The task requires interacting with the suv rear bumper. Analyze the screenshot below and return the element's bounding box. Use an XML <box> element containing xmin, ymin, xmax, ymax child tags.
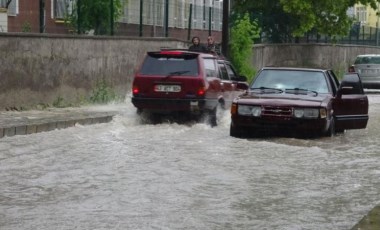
<box><xmin>132</xmin><ymin>97</ymin><xmax>216</xmax><ymax>113</ymax></box>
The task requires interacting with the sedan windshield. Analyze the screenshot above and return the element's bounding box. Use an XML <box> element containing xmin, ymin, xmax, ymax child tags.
<box><xmin>251</xmin><ymin>69</ymin><xmax>329</xmax><ymax>94</ymax></box>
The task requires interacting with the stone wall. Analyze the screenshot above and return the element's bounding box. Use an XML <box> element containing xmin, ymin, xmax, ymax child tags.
<box><xmin>252</xmin><ymin>43</ymin><xmax>380</xmax><ymax>75</ymax></box>
<box><xmin>0</xmin><ymin>33</ymin><xmax>188</xmax><ymax>110</ymax></box>
<box><xmin>2</xmin><ymin>33</ymin><xmax>380</xmax><ymax>111</ymax></box>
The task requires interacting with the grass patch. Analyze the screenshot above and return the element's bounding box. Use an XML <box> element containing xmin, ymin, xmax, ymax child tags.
<box><xmin>89</xmin><ymin>79</ymin><xmax>116</xmax><ymax>104</ymax></box>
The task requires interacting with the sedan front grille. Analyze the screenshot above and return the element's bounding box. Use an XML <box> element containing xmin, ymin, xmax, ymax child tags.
<box><xmin>262</xmin><ymin>106</ymin><xmax>292</xmax><ymax>117</ymax></box>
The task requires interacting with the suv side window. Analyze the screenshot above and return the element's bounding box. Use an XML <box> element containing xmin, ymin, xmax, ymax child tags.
<box><xmin>225</xmin><ymin>63</ymin><xmax>238</xmax><ymax>80</ymax></box>
<box><xmin>203</xmin><ymin>58</ymin><xmax>218</xmax><ymax>78</ymax></box>
<box><xmin>218</xmin><ymin>63</ymin><xmax>230</xmax><ymax>80</ymax></box>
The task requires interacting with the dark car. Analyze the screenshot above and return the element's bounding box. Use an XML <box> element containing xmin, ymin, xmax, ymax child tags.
<box><xmin>348</xmin><ymin>54</ymin><xmax>380</xmax><ymax>89</ymax></box>
<box><xmin>230</xmin><ymin>67</ymin><xmax>369</xmax><ymax>138</ymax></box>
<box><xmin>131</xmin><ymin>50</ymin><xmax>248</xmax><ymax>126</ymax></box>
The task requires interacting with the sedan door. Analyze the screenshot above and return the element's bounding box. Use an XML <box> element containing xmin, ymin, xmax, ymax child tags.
<box><xmin>333</xmin><ymin>73</ymin><xmax>369</xmax><ymax>130</ymax></box>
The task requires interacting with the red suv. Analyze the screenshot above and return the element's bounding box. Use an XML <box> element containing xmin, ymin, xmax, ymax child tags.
<box><xmin>131</xmin><ymin>50</ymin><xmax>248</xmax><ymax>126</ymax></box>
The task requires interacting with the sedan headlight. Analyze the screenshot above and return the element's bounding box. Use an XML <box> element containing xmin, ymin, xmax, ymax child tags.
<box><xmin>293</xmin><ymin>108</ymin><xmax>320</xmax><ymax>118</ymax></box>
<box><xmin>238</xmin><ymin>105</ymin><xmax>262</xmax><ymax>117</ymax></box>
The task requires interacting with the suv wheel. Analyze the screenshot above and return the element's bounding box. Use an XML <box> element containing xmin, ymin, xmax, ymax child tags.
<box><xmin>208</xmin><ymin>107</ymin><xmax>217</xmax><ymax>127</ymax></box>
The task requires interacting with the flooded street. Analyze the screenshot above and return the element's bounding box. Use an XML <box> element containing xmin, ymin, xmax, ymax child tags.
<box><xmin>1</xmin><ymin>94</ymin><xmax>380</xmax><ymax>230</ymax></box>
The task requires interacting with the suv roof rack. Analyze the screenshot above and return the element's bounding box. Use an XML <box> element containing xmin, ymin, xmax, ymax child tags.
<box><xmin>159</xmin><ymin>47</ymin><xmax>225</xmax><ymax>59</ymax></box>
<box><xmin>160</xmin><ymin>47</ymin><xmax>189</xmax><ymax>52</ymax></box>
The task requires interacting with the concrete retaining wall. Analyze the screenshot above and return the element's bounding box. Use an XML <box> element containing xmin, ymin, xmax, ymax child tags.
<box><xmin>2</xmin><ymin>33</ymin><xmax>380</xmax><ymax>111</ymax></box>
<box><xmin>0</xmin><ymin>33</ymin><xmax>188</xmax><ymax>110</ymax></box>
<box><xmin>252</xmin><ymin>43</ymin><xmax>380</xmax><ymax>75</ymax></box>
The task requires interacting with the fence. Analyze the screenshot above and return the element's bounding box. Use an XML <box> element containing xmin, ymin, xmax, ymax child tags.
<box><xmin>257</xmin><ymin>24</ymin><xmax>380</xmax><ymax>47</ymax></box>
<box><xmin>0</xmin><ymin>0</ymin><xmax>223</xmax><ymax>41</ymax></box>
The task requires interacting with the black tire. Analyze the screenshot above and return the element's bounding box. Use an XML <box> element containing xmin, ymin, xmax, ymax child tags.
<box><xmin>336</xmin><ymin>128</ymin><xmax>345</xmax><ymax>133</ymax></box>
<box><xmin>149</xmin><ymin>113</ymin><xmax>161</xmax><ymax>124</ymax></box>
<box><xmin>219</xmin><ymin>98</ymin><xmax>226</xmax><ymax>110</ymax></box>
<box><xmin>325</xmin><ymin>117</ymin><xmax>336</xmax><ymax>137</ymax></box>
<box><xmin>208</xmin><ymin>106</ymin><xmax>217</xmax><ymax>127</ymax></box>
<box><xmin>230</xmin><ymin>122</ymin><xmax>243</xmax><ymax>138</ymax></box>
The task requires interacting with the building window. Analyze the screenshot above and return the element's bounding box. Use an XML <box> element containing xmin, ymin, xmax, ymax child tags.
<box><xmin>53</xmin><ymin>0</ymin><xmax>72</xmax><ymax>20</ymax></box>
<box><xmin>0</xmin><ymin>0</ymin><xmax>8</xmax><ymax>8</ymax></box>
<box><xmin>117</xmin><ymin>0</ymin><xmax>222</xmax><ymax>32</ymax></box>
<box><xmin>356</xmin><ymin>6</ymin><xmax>367</xmax><ymax>25</ymax></box>
<box><xmin>0</xmin><ymin>0</ymin><xmax>18</xmax><ymax>16</ymax></box>
<box><xmin>147</xmin><ymin>0</ymin><xmax>164</xmax><ymax>27</ymax></box>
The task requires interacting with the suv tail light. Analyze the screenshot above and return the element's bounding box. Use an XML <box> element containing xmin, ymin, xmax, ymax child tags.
<box><xmin>132</xmin><ymin>85</ymin><xmax>139</xmax><ymax>94</ymax></box>
<box><xmin>197</xmin><ymin>87</ymin><xmax>206</xmax><ymax>96</ymax></box>
<box><xmin>160</xmin><ymin>51</ymin><xmax>183</xmax><ymax>55</ymax></box>
<box><xmin>348</xmin><ymin>65</ymin><xmax>355</xmax><ymax>73</ymax></box>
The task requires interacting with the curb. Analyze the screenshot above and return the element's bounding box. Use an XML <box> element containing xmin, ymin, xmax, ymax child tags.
<box><xmin>0</xmin><ymin>111</ymin><xmax>117</xmax><ymax>139</ymax></box>
<box><xmin>351</xmin><ymin>205</ymin><xmax>380</xmax><ymax>230</ymax></box>
<box><xmin>0</xmin><ymin>113</ymin><xmax>115</xmax><ymax>138</ymax></box>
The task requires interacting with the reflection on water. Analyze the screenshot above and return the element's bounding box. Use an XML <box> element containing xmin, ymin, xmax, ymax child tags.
<box><xmin>0</xmin><ymin>96</ymin><xmax>379</xmax><ymax>230</ymax></box>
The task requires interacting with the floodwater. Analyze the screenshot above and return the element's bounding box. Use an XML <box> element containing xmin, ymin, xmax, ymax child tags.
<box><xmin>1</xmin><ymin>94</ymin><xmax>380</xmax><ymax>230</ymax></box>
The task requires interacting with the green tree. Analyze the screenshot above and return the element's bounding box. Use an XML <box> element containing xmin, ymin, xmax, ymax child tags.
<box><xmin>66</xmin><ymin>0</ymin><xmax>126</xmax><ymax>35</ymax></box>
<box><xmin>233</xmin><ymin>0</ymin><xmax>380</xmax><ymax>42</ymax></box>
<box><xmin>230</xmin><ymin>13</ymin><xmax>260</xmax><ymax>82</ymax></box>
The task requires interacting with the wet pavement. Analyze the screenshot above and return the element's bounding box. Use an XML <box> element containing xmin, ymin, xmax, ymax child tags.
<box><xmin>0</xmin><ymin>103</ymin><xmax>379</xmax><ymax>229</ymax></box>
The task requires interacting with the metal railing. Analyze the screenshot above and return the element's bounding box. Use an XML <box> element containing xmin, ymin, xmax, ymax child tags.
<box><xmin>257</xmin><ymin>24</ymin><xmax>380</xmax><ymax>46</ymax></box>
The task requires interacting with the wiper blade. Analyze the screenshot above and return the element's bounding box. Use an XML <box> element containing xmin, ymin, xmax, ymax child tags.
<box><xmin>166</xmin><ymin>70</ymin><xmax>190</xmax><ymax>78</ymax></box>
<box><xmin>285</xmin><ymin>88</ymin><xmax>318</xmax><ymax>96</ymax></box>
<box><xmin>250</xmin><ymin>87</ymin><xmax>284</xmax><ymax>94</ymax></box>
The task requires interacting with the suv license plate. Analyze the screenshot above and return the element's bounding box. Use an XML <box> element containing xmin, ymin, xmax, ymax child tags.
<box><xmin>154</xmin><ymin>85</ymin><xmax>181</xmax><ymax>92</ymax></box>
<box><xmin>363</xmin><ymin>69</ymin><xmax>380</xmax><ymax>74</ymax></box>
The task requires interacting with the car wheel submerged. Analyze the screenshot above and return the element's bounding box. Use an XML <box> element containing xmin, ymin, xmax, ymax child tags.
<box><xmin>230</xmin><ymin>122</ymin><xmax>244</xmax><ymax>138</ymax></box>
<box><xmin>208</xmin><ymin>106</ymin><xmax>217</xmax><ymax>127</ymax></box>
<box><xmin>325</xmin><ymin>117</ymin><xmax>336</xmax><ymax>137</ymax></box>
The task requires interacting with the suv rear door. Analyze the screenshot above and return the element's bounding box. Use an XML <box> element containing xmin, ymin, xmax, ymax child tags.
<box><xmin>132</xmin><ymin>51</ymin><xmax>221</xmax><ymax>111</ymax></box>
<box><xmin>218</xmin><ymin>60</ymin><xmax>248</xmax><ymax>108</ymax></box>
<box><xmin>136</xmin><ymin>51</ymin><xmax>200</xmax><ymax>99</ymax></box>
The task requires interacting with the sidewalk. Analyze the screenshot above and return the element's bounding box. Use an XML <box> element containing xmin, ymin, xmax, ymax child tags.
<box><xmin>0</xmin><ymin>106</ymin><xmax>121</xmax><ymax>138</ymax></box>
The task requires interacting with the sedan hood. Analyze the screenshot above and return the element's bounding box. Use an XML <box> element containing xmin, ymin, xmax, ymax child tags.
<box><xmin>235</xmin><ymin>92</ymin><xmax>332</xmax><ymax>107</ymax></box>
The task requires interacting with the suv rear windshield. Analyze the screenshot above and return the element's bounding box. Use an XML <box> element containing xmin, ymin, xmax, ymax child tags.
<box><xmin>354</xmin><ymin>56</ymin><xmax>380</xmax><ymax>64</ymax></box>
<box><xmin>140</xmin><ymin>52</ymin><xmax>199</xmax><ymax>76</ymax></box>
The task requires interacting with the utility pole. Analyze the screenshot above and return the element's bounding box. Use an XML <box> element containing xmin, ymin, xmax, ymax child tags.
<box><xmin>187</xmin><ymin>4</ymin><xmax>193</xmax><ymax>41</ymax></box>
<box><xmin>164</xmin><ymin>0</ymin><xmax>169</xmax><ymax>37</ymax></box>
<box><xmin>77</xmin><ymin>0</ymin><xmax>81</xmax><ymax>34</ymax></box>
<box><xmin>39</xmin><ymin>0</ymin><xmax>45</xmax><ymax>33</ymax></box>
<box><xmin>377</xmin><ymin>3</ymin><xmax>380</xmax><ymax>46</ymax></box>
<box><xmin>208</xmin><ymin>7</ymin><xmax>212</xmax><ymax>36</ymax></box>
<box><xmin>110</xmin><ymin>0</ymin><xmax>114</xmax><ymax>35</ymax></box>
<box><xmin>139</xmin><ymin>0</ymin><xmax>143</xmax><ymax>37</ymax></box>
<box><xmin>221</xmin><ymin>0</ymin><xmax>229</xmax><ymax>57</ymax></box>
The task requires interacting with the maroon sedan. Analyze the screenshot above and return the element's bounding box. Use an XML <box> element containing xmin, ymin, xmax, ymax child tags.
<box><xmin>230</xmin><ymin>67</ymin><xmax>369</xmax><ymax>138</ymax></box>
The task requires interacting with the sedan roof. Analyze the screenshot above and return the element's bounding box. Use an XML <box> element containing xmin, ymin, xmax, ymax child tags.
<box><xmin>261</xmin><ymin>66</ymin><xmax>328</xmax><ymax>72</ymax></box>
